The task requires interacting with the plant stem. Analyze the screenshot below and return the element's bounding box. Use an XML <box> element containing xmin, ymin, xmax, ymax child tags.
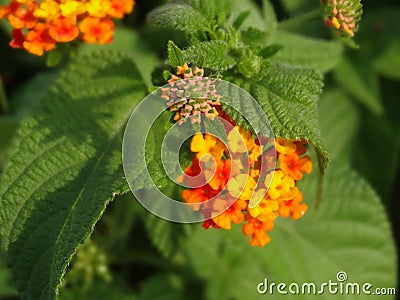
<box><xmin>0</xmin><ymin>79</ymin><xmax>10</xmax><ymax>114</ymax></box>
<box><xmin>278</xmin><ymin>9</ymin><xmax>323</xmax><ymax>30</ymax></box>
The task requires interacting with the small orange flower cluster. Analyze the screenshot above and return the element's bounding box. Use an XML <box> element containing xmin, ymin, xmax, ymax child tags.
<box><xmin>322</xmin><ymin>0</ymin><xmax>362</xmax><ymax>37</ymax></box>
<box><xmin>164</xmin><ymin>63</ymin><xmax>313</xmax><ymax>247</ymax></box>
<box><xmin>181</xmin><ymin>128</ymin><xmax>312</xmax><ymax>247</ymax></box>
<box><xmin>0</xmin><ymin>0</ymin><xmax>135</xmax><ymax>55</ymax></box>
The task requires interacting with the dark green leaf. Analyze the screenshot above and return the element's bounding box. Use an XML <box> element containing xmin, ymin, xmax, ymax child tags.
<box><xmin>168</xmin><ymin>41</ymin><xmax>184</xmax><ymax>69</ymax></box>
<box><xmin>271</xmin><ymin>31</ymin><xmax>343</xmax><ymax>73</ymax></box>
<box><xmin>145</xmin><ymin>214</ymin><xmax>192</xmax><ymax>258</ymax></box>
<box><xmin>182</xmin><ymin>41</ymin><xmax>236</xmax><ymax>71</ymax></box>
<box><xmin>232</xmin><ymin>10</ymin><xmax>251</xmax><ymax>29</ymax></box>
<box><xmin>139</xmin><ymin>274</ymin><xmax>183</xmax><ymax>300</ymax></box>
<box><xmin>319</xmin><ymin>89</ymin><xmax>359</xmax><ymax>163</ymax></box>
<box><xmin>333</xmin><ymin>57</ymin><xmax>383</xmax><ymax>115</ymax></box>
<box><xmin>259</xmin><ymin>44</ymin><xmax>282</xmax><ymax>59</ymax></box>
<box><xmin>373</xmin><ymin>40</ymin><xmax>400</xmax><ymax>80</ymax></box>
<box><xmin>241</xmin><ymin>27</ymin><xmax>268</xmax><ymax>48</ymax></box>
<box><xmin>0</xmin><ymin>51</ymin><xmax>147</xmax><ymax>299</ymax></box>
<box><xmin>78</xmin><ymin>28</ymin><xmax>160</xmax><ymax>88</ymax></box>
<box><xmin>0</xmin><ymin>251</ymin><xmax>17</xmax><ymax>297</ymax></box>
<box><xmin>253</xmin><ymin>65</ymin><xmax>328</xmax><ymax>172</ymax></box>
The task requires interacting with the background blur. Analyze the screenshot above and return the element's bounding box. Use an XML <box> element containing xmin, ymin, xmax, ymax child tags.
<box><xmin>0</xmin><ymin>0</ymin><xmax>399</xmax><ymax>299</ymax></box>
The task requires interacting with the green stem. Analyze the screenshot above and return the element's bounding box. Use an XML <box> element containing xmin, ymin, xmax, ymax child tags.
<box><xmin>278</xmin><ymin>9</ymin><xmax>323</xmax><ymax>30</ymax></box>
<box><xmin>0</xmin><ymin>79</ymin><xmax>10</xmax><ymax>114</ymax></box>
<box><xmin>315</xmin><ymin>170</ymin><xmax>324</xmax><ymax>209</ymax></box>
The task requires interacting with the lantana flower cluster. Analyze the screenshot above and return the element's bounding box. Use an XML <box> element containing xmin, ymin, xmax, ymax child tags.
<box><xmin>164</xmin><ymin>64</ymin><xmax>313</xmax><ymax>247</ymax></box>
<box><xmin>322</xmin><ymin>0</ymin><xmax>362</xmax><ymax>37</ymax></box>
<box><xmin>0</xmin><ymin>0</ymin><xmax>135</xmax><ymax>55</ymax></box>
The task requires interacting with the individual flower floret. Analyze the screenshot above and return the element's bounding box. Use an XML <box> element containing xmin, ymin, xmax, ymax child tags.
<box><xmin>265</xmin><ymin>170</ymin><xmax>295</xmax><ymax>200</ymax></box>
<box><xmin>278</xmin><ymin>187</ymin><xmax>308</xmax><ymax>220</ymax></box>
<box><xmin>278</xmin><ymin>152</ymin><xmax>312</xmax><ymax>180</ymax></box>
<box><xmin>242</xmin><ymin>215</ymin><xmax>274</xmax><ymax>247</ymax></box>
<box><xmin>211</xmin><ymin>198</ymin><xmax>247</xmax><ymax>229</ymax></box>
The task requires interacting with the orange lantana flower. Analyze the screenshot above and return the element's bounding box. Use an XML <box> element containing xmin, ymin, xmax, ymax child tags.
<box><xmin>242</xmin><ymin>215</ymin><xmax>274</xmax><ymax>247</ymax></box>
<box><xmin>49</xmin><ymin>17</ymin><xmax>79</xmax><ymax>42</ymax></box>
<box><xmin>23</xmin><ymin>23</ymin><xmax>55</xmax><ymax>55</ymax></box>
<box><xmin>79</xmin><ymin>17</ymin><xmax>114</xmax><ymax>44</ymax></box>
<box><xmin>108</xmin><ymin>0</ymin><xmax>134</xmax><ymax>18</ymax></box>
<box><xmin>278</xmin><ymin>187</ymin><xmax>308</xmax><ymax>220</ymax></box>
<box><xmin>212</xmin><ymin>198</ymin><xmax>247</xmax><ymax>229</ymax></box>
<box><xmin>278</xmin><ymin>152</ymin><xmax>312</xmax><ymax>180</ymax></box>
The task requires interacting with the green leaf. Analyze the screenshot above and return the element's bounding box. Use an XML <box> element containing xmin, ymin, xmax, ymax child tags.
<box><xmin>220</xmin><ymin>80</ymin><xmax>273</xmax><ymax>137</ymax></box>
<box><xmin>236</xmin><ymin>48</ymin><xmax>263</xmax><ymax>78</ymax></box>
<box><xmin>182</xmin><ymin>0</ymin><xmax>232</xmax><ymax>26</ymax></box>
<box><xmin>46</xmin><ymin>50</ymin><xmax>62</xmax><ymax>67</ymax></box>
<box><xmin>168</xmin><ymin>40</ymin><xmax>184</xmax><ymax>69</ymax></box>
<box><xmin>78</xmin><ymin>28</ymin><xmax>160</xmax><ymax>88</ymax></box>
<box><xmin>139</xmin><ymin>274</ymin><xmax>183</xmax><ymax>300</ymax></box>
<box><xmin>252</xmin><ymin>65</ymin><xmax>328</xmax><ymax>173</ymax></box>
<box><xmin>232</xmin><ymin>10</ymin><xmax>251</xmax><ymax>29</ymax></box>
<box><xmin>0</xmin><ymin>117</ymin><xmax>18</xmax><ymax>167</ymax></box>
<box><xmin>319</xmin><ymin>89</ymin><xmax>359</xmax><ymax>163</ymax></box>
<box><xmin>184</xmin><ymin>164</ymin><xmax>397</xmax><ymax>300</ymax></box>
<box><xmin>0</xmin><ymin>250</ymin><xmax>17</xmax><ymax>297</ymax></box>
<box><xmin>259</xmin><ymin>44</ymin><xmax>283</xmax><ymax>59</ymax></box>
<box><xmin>59</xmin><ymin>277</ymin><xmax>137</xmax><ymax>300</ymax></box>
<box><xmin>241</xmin><ymin>27</ymin><xmax>268</xmax><ymax>48</ymax></box>
<box><xmin>10</xmin><ymin>71</ymin><xmax>58</xmax><ymax>118</ymax></box>
<box><xmin>271</xmin><ymin>31</ymin><xmax>343</xmax><ymax>73</ymax></box>
<box><xmin>353</xmin><ymin>111</ymin><xmax>400</xmax><ymax>204</ymax></box>
<box><xmin>147</xmin><ymin>3</ymin><xmax>207</xmax><ymax>34</ymax></box>
<box><xmin>124</xmin><ymin>107</ymin><xmax>172</xmax><ymax>192</ymax></box>
<box><xmin>262</xmin><ymin>0</ymin><xmax>277</xmax><ymax>43</ymax></box>
<box><xmin>182</xmin><ymin>41</ymin><xmax>236</xmax><ymax>71</ymax></box>
<box><xmin>145</xmin><ymin>214</ymin><xmax>192</xmax><ymax>258</ymax></box>
<box><xmin>373</xmin><ymin>40</ymin><xmax>400</xmax><ymax>81</ymax></box>
<box><xmin>0</xmin><ymin>51</ymin><xmax>147</xmax><ymax>299</ymax></box>
<box><xmin>333</xmin><ymin>57</ymin><xmax>383</xmax><ymax>115</ymax></box>
<box><xmin>230</xmin><ymin>0</ymin><xmax>266</xmax><ymax>30</ymax></box>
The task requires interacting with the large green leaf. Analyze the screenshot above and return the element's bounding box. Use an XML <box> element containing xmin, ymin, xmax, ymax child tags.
<box><xmin>78</xmin><ymin>28</ymin><xmax>160</xmax><ymax>88</ymax></box>
<box><xmin>373</xmin><ymin>40</ymin><xmax>400</xmax><ymax>81</ymax></box>
<box><xmin>319</xmin><ymin>89</ymin><xmax>359</xmax><ymax>162</ymax></box>
<box><xmin>251</xmin><ymin>65</ymin><xmax>328</xmax><ymax>173</ymax></box>
<box><xmin>333</xmin><ymin>57</ymin><xmax>383</xmax><ymax>115</ymax></box>
<box><xmin>271</xmin><ymin>31</ymin><xmax>343</xmax><ymax>73</ymax></box>
<box><xmin>183</xmin><ymin>164</ymin><xmax>397</xmax><ymax>299</ymax></box>
<box><xmin>0</xmin><ymin>51</ymin><xmax>147</xmax><ymax>299</ymax></box>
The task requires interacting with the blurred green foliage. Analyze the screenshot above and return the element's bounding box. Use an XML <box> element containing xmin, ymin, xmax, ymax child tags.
<box><xmin>0</xmin><ymin>0</ymin><xmax>398</xmax><ymax>299</ymax></box>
